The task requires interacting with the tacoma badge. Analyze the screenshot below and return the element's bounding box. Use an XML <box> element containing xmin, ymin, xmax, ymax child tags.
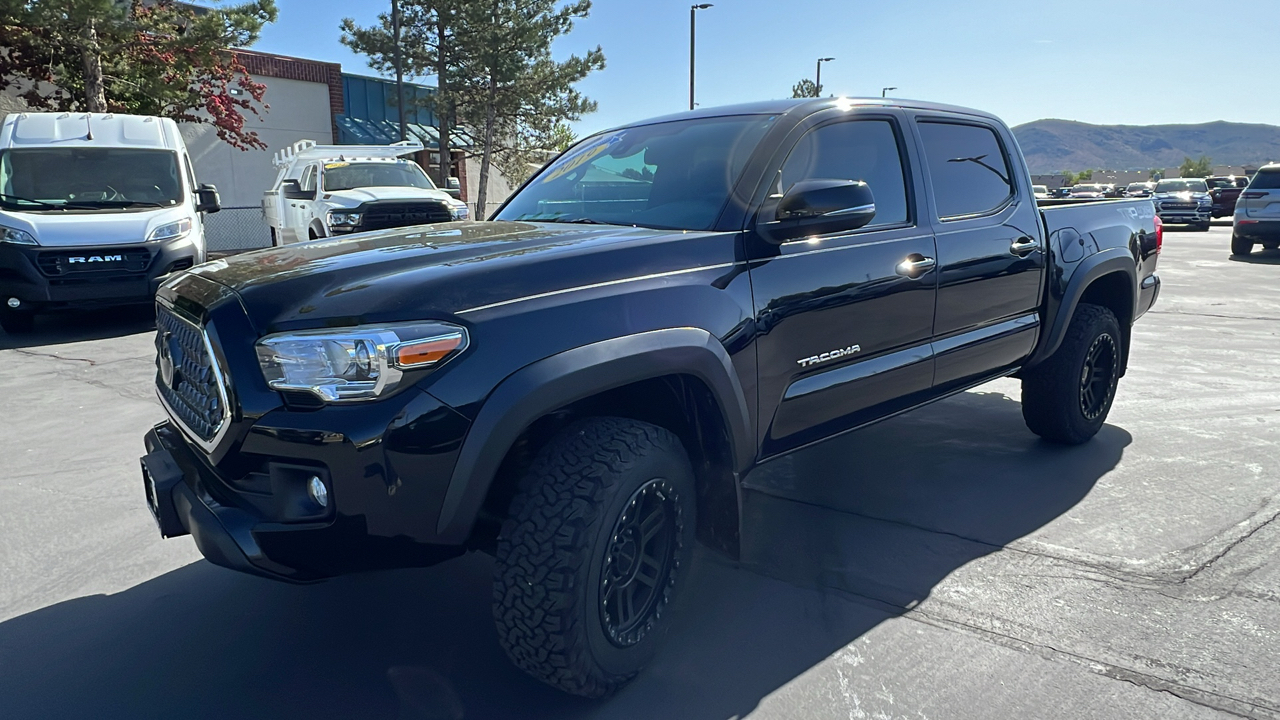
<box><xmin>797</xmin><ymin>344</ymin><xmax>861</xmax><ymax>368</ymax></box>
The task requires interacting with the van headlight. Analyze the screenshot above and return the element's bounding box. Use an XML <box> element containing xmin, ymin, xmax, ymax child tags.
<box><xmin>0</xmin><ymin>225</ymin><xmax>37</xmax><ymax>245</ymax></box>
<box><xmin>148</xmin><ymin>218</ymin><xmax>193</xmax><ymax>242</ymax></box>
<box><xmin>255</xmin><ymin>322</ymin><xmax>468</xmax><ymax>402</ymax></box>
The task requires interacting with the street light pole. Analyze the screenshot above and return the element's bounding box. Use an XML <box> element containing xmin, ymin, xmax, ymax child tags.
<box><xmin>690</xmin><ymin>4</ymin><xmax>712</xmax><ymax>110</ymax></box>
<box><xmin>815</xmin><ymin>57</ymin><xmax>834</xmax><ymax>96</ymax></box>
<box><xmin>392</xmin><ymin>0</ymin><xmax>407</xmax><ymax>142</ymax></box>
<box><xmin>881</xmin><ymin>86</ymin><xmax>898</xmax><ymax>98</ymax></box>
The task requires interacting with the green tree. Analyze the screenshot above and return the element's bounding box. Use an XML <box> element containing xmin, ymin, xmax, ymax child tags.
<box><xmin>342</xmin><ymin>0</ymin><xmax>468</xmax><ymax>187</ymax></box>
<box><xmin>791</xmin><ymin>78</ymin><xmax>819</xmax><ymax>98</ymax></box>
<box><xmin>1178</xmin><ymin>155</ymin><xmax>1212</xmax><ymax>178</ymax></box>
<box><xmin>493</xmin><ymin>121</ymin><xmax>576</xmax><ymax>187</ymax></box>
<box><xmin>452</xmin><ymin>0</ymin><xmax>603</xmax><ymax>214</ymax></box>
<box><xmin>0</xmin><ymin>0</ymin><xmax>278</xmax><ymax>149</ymax></box>
<box><xmin>1061</xmin><ymin>169</ymin><xmax>1093</xmax><ymax>185</ymax></box>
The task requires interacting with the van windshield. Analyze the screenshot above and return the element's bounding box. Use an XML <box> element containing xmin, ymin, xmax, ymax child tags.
<box><xmin>0</xmin><ymin>148</ymin><xmax>183</xmax><ymax>210</ymax></box>
<box><xmin>322</xmin><ymin>162</ymin><xmax>436</xmax><ymax>192</ymax></box>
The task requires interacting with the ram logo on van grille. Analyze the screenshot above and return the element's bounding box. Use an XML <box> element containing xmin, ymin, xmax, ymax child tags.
<box><xmin>68</xmin><ymin>255</ymin><xmax>124</xmax><ymax>263</ymax></box>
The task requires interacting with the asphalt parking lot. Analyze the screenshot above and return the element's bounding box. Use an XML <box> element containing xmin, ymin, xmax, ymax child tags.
<box><xmin>1</xmin><ymin>223</ymin><xmax>1277</xmax><ymax>720</ymax></box>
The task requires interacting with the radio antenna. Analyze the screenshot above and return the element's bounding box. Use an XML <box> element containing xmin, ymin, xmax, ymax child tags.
<box><xmin>85</xmin><ymin>114</ymin><xmax>93</xmax><ymax>140</ymax></box>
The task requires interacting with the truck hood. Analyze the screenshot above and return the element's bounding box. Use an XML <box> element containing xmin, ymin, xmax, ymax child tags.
<box><xmin>322</xmin><ymin>186</ymin><xmax>457</xmax><ymax>208</ymax></box>
<box><xmin>1153</xmin><ymin>191</ymin><xmax>1210</xmax><ymax>202</ymax></box>
<box><xmin>0</xmin><ymin>206</ymin><xmax>193</xmax><ymax>247</ymax></box>
<box><xmin>185</xmin><ymin>221</ymin><xmax>732</xmax><ymax>333</ymax></box>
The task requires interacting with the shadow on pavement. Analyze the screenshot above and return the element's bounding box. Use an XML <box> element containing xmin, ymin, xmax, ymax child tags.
<box><xmin>1228</xmin><ymin>247</ymin><xmax>1280</xmax><ymax>265</ymax></box>
<box><xmin>0</xmin><ymin>389</ymin><xmax>1127</xmax><ymax>720</ymax></box>
<box><xmin>0</xmin><ymin>303</ymin><xmax>154</xmax><ymax>350</ymax></box>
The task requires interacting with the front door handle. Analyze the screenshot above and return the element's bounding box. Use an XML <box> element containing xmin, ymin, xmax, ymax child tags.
<box><xmin>896</xmin><ymin>254</ymin><xmax>936</xmax><ymax>278</ymax></box>
<box><xmin>1010</xmin><ymin>237</ymin><xmax>1040</xmax><ymax>256</ymax></box>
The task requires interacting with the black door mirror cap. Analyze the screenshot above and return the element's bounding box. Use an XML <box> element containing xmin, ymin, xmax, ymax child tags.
<box><xmin>195</xmin><ymin>183</ymin><xmax>221</xmax><ymax>214</ymax></box>
<box><xmin>281</xmin><ymin>179</ymin><xmax>313</xmax><ymax>201</ymax></box>
<box><xmin>760</xmin><ymin>179</ymin><xmax>877</xmax><ymax>243</ymax></box>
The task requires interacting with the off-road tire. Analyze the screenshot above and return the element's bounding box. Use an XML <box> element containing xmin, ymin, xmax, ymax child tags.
<box><xmin>1021</xmin><ymin>303</ymin><xmax>1121</xmax><ymax>445</ymax></box>
<box><xmin>0</xmin><ymin>308</ymin><xmax>35</xmax><ymax>334</ymax></box>
<box><xmin>1231</xmin><ymin>233</ymin><xmax>1254</xmax><ymax>256</ymax></box>
<box><xmin>493</xmin><ymin>417</ymin><xmax>696</xmax><ymax>698</ymax></box>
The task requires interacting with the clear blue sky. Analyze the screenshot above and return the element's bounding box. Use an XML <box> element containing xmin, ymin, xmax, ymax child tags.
<box><xmin>250</xmin><ymin>0</ymin><xmax>1280</xmax><ymax>135</ymax></box>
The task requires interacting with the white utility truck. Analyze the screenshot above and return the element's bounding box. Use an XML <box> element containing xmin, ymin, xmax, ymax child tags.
<box><xmin>0</xmin><ymin>112</ymin><xmax>220</xmax><ymax>333</ymax></box>
<box><xmin>263</xmin><ymin>139</ymin><xmax>468</xmax><ymax>245</ymax></box>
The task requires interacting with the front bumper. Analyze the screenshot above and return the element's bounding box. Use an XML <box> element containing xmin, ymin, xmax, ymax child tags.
<box><xmin>0</xmin><ymin>236</ymin><xmax>201</xmax><ymax>310</ymax></box>
<box><xmin>141</xmin><ymin>384</ymin><xmax>473</xmax><ymax>582</ymax></box>
<box><xmin>1156</xmin><ymin>207</ymin><xmax>1212</xmax><ymax>224</ymax></box>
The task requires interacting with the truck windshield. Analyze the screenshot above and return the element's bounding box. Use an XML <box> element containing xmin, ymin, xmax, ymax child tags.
<box><xmin>1155</xmin><ymin>179</ymin><xmax>1208</xmax><ymax>192</ymax></box>
<box><xmin>322</xmin><ymin>162</ymin><xmax>435</xmax><ymax>191</ymax></box>
<box><xmin>0</xmin><ymin>148</ymin><xmax>183</xmax><ymax>210</ymax></box>
<box><xmin>495</xmin><ymin>114</ymin><xmax>777</xmax><ymax>231</ymax></box>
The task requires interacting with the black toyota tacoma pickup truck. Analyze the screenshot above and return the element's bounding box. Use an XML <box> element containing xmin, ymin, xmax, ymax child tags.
<box><xmin>139</xmin><ymin>98</ymin><xmax>1161</xmax><ymax>697</ymax></box>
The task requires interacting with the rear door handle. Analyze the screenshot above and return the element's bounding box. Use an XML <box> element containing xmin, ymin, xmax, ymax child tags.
<box><xmin>896</xmin><ymin>254</ymin><xmax>936</xmax><ymax>278</ymax></box>
<box><xmin>1010</xmin><ymin>237</ymin><xmax>1040</xmax><ymax>256</ymax></box>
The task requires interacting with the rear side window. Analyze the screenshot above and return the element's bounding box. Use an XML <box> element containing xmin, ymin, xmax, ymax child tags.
<box><xmin>778</xmin><ymin>119</ymin><xmax>910</xmax><ymax>227</ymax></box>
<box><xmin>917</xmin><ymin>121</ymin><xmax>1014</xmax><ymax>219</ymax></box>
<box><xmin>1249</xmin><ymin>171</ymin><xmax>1280</xmax><ymax>190</ymax></box>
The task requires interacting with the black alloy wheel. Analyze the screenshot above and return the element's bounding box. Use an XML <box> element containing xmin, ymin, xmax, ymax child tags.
<box><xmin>1079</xmin><ymin>333</ymin><xmax>1118</xmax><ymax>422</ymax></box>
<box><xmin>600</xmin><ymin>478</ymin><xmax>683</xmax><ymax>648</ymax></box>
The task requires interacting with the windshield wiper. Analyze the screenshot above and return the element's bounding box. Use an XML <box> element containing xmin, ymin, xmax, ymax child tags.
<box><xmin>0</xmin><ymin>192</ymin><xmax>61</xmax><ymax>210</ymax></box>
<box><xmin>65</xmin><ymin>199</ymin><xmax>167</xmax><ymax>209</ymax></box>
<box><xmin>544</xmin><ymin>217</ymin><xmax>616</xmax><ymax>225</ymax></box>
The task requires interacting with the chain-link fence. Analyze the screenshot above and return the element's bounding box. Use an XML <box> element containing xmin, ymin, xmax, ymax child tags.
<box><xmin>204</xmin><ymin>207</ymin><xmax>271</xmax><ymax>253</ymax></box>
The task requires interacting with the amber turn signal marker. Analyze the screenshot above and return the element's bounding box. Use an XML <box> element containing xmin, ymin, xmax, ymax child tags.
<box><xmin>394</xmin><ymin>334</ymin><xmax>464</xmax><ymax>367</ymax></box>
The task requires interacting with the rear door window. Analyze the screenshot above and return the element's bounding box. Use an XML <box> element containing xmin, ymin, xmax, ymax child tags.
<box><xmin>778</xmin><ymin>119</ymin><xmax>910</xmax><ymax>227</ymax></box>
<box><xmin>916</xmin><ymin>121</ymin><xmax>1014</xmax><ymax>219</ymax></box>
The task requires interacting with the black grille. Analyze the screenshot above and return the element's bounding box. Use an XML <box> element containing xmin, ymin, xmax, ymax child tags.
<box><xmin>155</xmin><ymin>305</ymin><xmax>225</xmax><ymax>443</ymax></box>
<box><xmin>1161</xmin><ymin>202</ymin><xmax>1196</xmax><ymax>210</ymax></box>
<box><xmin>37</xmin><ymin>247</ymin><xmax>153</xmax><ymax>278</ymax></box>
<box><xmin>361</xmin><ymin>201</ymin><xmax>454</xmax><ymax>231</ymax></box>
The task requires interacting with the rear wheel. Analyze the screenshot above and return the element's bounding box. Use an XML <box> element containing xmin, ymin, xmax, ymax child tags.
<box><xmin>1231</xmin><ymin>233</ymin><xmax>1254</xmax><ymax>256</ymax></box>
<box><xmin>1021</xmin><ymin>303</ymin><xmax>1121</xmax><ymax>445</ymax></box>
<box><xmin>493</xmin><ymin>417</ymin><xmax>696</xmax><ymax>698</ymax></box>
<box><xmin>1263</xmin><ymin>242</ymin><xmax>1279</xmax><ymax>251</ymax></box>
<box><xmin>0</xmin><ymin>307</ymin><xmax>35</xmax><ymax>335</ymax></box>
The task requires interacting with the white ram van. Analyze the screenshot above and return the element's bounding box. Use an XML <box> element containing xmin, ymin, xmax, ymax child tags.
<box><xmin>0</xmin><ymin>112</ymin><xmax>219</xmax><ymax>333</ymax></box>
<box><xmin>263</xmin><ymin>139</ymin><xmax>468</xmax><ymax>245</ymax></box>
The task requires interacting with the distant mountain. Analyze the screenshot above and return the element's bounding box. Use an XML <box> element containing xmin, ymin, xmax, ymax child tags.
<box><xmin>1011</xmin><ymin>119</ymin><xmax>1280</xmax><ymax>174</ymax></box>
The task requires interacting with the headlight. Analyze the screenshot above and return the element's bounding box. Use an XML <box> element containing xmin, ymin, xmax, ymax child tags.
<box><xmin>255</xmin><ymin>322</ymin><xmax>468</xmax><ymax>402</ymax></box>
<box><xmin>0</xmin><ymin>225</ymin><xmax>37</xmax><ymax>245</ymax></box>
<box><xmin>327</xmin><ymin>211</ymin><xmax>362</xmax><ymax>227</ymax></box>
<box><xmin>449</xmin><ymin>201</ymin><xmax>469</xmax><ymax>220</ymax></box>
<box><xmin>148</xmin><ymin>218</ymin><xmax>192</xmax><ymax>242</ymax></box>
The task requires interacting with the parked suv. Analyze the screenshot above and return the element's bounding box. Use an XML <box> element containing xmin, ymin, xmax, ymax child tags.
<box><xmin>1125</xmin><ymin>182</ymin><xmax>1155</xmax><ymax>198</ymax></box>
<box><xmin>1152</xmin><ymin>178</ymin><xmax>1212</xmax><ymax>230</ymax></box>
<box><xmin>1232</xmin><ymin>164</ymin><xmax>1280</xmax><ymax>256</ymax></box>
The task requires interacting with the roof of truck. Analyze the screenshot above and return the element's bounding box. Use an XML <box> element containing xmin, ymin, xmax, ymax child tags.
<box><xmin>0</xmin><ymin>112</ymin><xmax>184</xmax><ymax>150</ymax></box>
<box><xmin>622</xmin><ymin>97</ymin><xmax>1002</xmax><ymax>130</ymax></box>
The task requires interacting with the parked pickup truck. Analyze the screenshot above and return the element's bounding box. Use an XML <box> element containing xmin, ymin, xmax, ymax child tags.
<box><xmin>1206</xmin><ymin>175</ymin><xmax>1246</xmax><ymax>218</ymax></box>
<box><xmin>139</xmin><ymin>98</ymin><xmax>1161</xmax><ymax>697</ymax></box>
<box><xmin>262</xmin><ymin>139</ymin><xmax>468</xmax><ymax>245</ymax></box>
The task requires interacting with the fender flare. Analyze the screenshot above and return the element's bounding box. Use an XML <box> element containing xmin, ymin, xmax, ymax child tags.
<box><xmin>1024</xmin><ymin>248</ymin><xmax>1136</xmax><ymax>370</ymax></box>
<box><xmin>433</xmin><ymin>327</ymin><xmax>754</xmax><ymax>542</ymax></box>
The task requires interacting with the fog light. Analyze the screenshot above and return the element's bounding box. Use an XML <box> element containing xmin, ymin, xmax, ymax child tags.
<box><xmin>308</xmin><ymin>476</ymin><xmax>328</xmax><ymax>508</ymax></box>
<box><xmin>6</xmin><ymin>298</ymin><xmax>19</xmax><ymax>308</ymax></box>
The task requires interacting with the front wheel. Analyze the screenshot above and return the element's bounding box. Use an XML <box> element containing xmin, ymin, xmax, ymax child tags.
<box><xmin>1195</xmin><ymin>222</ymin><xmax>1212</xmax><ymax>232</ymax></box>
<box><xmin>493</xmin><ymin>418</ymin><xmax>696</xmax><ymax>698</ymax></box>
<box><xmin>1231</xmin><ymin>233</ymin><xmax>1254</xmax><ymax>256</ymax></box>
<box><xmin>1263</xmin><ymin>242</ymin><xmax>1279</xmax><ymax>251</ymax></box>
<box><xmin>1021</xmin><ymin>304</ymin><xmax>1122</xmax><ymax>445</ymax></box>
